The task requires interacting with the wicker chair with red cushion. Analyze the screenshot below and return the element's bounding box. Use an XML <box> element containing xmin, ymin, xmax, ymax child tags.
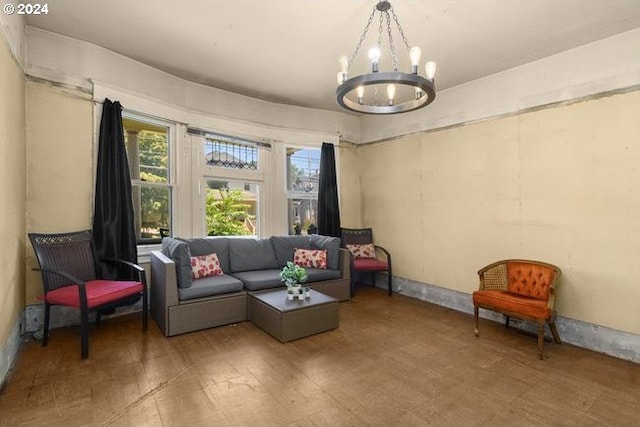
<box><xmin>341</xmin><ymin>228</ymin><xmax>392</xmax><ymax>296</ymax></box>
<box><xmin>29</xmin><ymin>230</ymin><xmax>148</xmax><ymax>359</ymax></box>
<box><xmin>473</xmin><ymin>259</ymin><xmax>562</xmax><ymax>359</ymax></box>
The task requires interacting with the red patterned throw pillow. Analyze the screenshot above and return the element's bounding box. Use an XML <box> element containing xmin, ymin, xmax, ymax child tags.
<box><xmin>191</xmin><ymin>253</ymin><xmax>223</xmax><ymax>279</ymax></box>
<box><xmin>346</xmin><ymin>243</ymin><xmax>376</xmax><ymax>259</ymax></box>
<box><xmin>293</xmin><ymin>248</ymin><xmax>328</xmax><ymax>269</ymax></box>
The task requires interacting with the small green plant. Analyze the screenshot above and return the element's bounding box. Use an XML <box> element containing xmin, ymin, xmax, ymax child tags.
<box><xmin>280</xmin><ymin>261</ymin><xmax>307</xmax><ymax>285</ymax></box>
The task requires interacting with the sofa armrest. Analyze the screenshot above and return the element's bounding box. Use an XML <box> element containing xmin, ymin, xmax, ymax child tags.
<box><xmin>151</xmin><ymin>250</ymin><xmax>181</xmax><ymax>336</ymax></box>
<box><xmin>339</xmin><ymin>247</ymin><xmax>351</xmax><ymax>280</ymax></box>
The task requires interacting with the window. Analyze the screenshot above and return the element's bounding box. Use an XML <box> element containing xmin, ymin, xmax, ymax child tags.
<box><xmin>205</xmin><ymin>179</ymin><xmax>259</xmax><ymax>236</ymax></box>
<box><xmin>286</xmin><ymin>147</ymin><xmax>320</xmax><ymax>235</ymax></box>
<box><xmin>123</xmin><ymin>115</ymin><xmax>172</xmax><ymax>244</ymax></box>
<box><xmin>205</xmin><ymin>137</ymin><xmax>258</xmax><ymax>170</ymax></box>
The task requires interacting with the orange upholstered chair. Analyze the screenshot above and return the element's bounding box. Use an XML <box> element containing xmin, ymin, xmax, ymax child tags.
<box><xmin>473</xmin><ymin>259</ymin><xmax>561</xmax><ymax>359</ymax></box>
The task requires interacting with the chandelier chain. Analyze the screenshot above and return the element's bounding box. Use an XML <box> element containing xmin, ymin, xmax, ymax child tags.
<box><xmin>385</xmin><ymin>11</ymin><xmax>400</xmax><ymax>71</ymax></box>
<box><xmin>348</xmin><ymin>7</ymin><xmax>377</xmax><ymax>68</ymax></box>
<box><xmin>390</xmin><ymin>6</ymin><xmax>411</xmax><ymax>51</ymax></box>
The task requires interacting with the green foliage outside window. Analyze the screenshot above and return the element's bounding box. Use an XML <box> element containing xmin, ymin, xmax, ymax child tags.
<box><xmin>206</xmin><ymin>188</ymin><xmax>255</xmax><ymax>236</ymax></box>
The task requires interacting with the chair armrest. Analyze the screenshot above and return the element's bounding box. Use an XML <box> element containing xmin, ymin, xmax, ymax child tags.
<box><xmin>102</xmin><ymin>258</ymin><xmax>147</xmax><ymax>283</ymax></box>
<box><xmin>33</xmin><ymin>268</ymin><xmax>85</xmax><ymax>287</ymax></box>
<box><xmin>102</xmin><ymin>258</ymin><xmax>145</xmax><ymax>273</ymax></box>
<box><xmin>33</xmin><ymin>268</ymin><xmax>89</xmax><ymax>308</ymax></box>
<box><xmin>374</xmin><ymin>245</ymin><xmax>392</xmax><ymax>263</ymax></box>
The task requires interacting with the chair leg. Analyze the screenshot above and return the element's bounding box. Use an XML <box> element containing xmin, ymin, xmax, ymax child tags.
<box><xmin>42</xmin><ymin>302</ymin><xmax>50</xmax><ymax>347</ymax></box>
<box><xmin>387</xmin><ymin>271</ymin><xmax>392</xmax><ymax>296</ymax></box>
<box><xmin>371</xmin><ymin>271</ymin><xmax>376</xmax><ymax>287</ymax></box>
<box><xmin>549</xmin><ymin>321</ymin><xmax>562</xmax><ymax>344</ymax></box>
<box><xmin>80</xmin><ymin>308</ymin><xmax>89</xmax><ymax>359</ymax></box>
<box><xmin>504</xmin><ymin>316</ymin><xmax>510</xmax><ymax>329</ymax></box>
<box><xmin>142</xmin><ymin>289</ymin><xmax>148</xmax><ymax>331</ymax></box>
<box><xmin>537</xmin><ymin>324</ymin><xmax>545</xmax><ymax>360</ymax></box>
<box><xmin>474</xmin><ymin>305</ymin><xmax>479</xmax><ymax>337</ymax></box>
<box><xmin>95</xmin><ymin>311</ymin><xmax>101</xmax><ymax>326</ymax></box>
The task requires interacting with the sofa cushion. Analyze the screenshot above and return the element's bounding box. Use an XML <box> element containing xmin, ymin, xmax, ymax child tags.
<box><xmin>230</xmin><ymin>269</ymin><xmax>284</xmax><ymax>291</ymax></box>
<box><xmin>178</xmin><ymin>274</ymin><xmax>244</xmax><ymax>301</ymax></box>
<box><xmin>229</xmin><ymin>238</ymin><xmax>279</xmax><ymax>272</ymax></box>
<box><xmin>178</xmin><ymin>237</ymin><xmax>230</xmax><ymax>273</ymax></box>
<box><xmin>190</xmin><ymin>253</ymin><xmax>224</xmax><ymax>279</ymax></box>
<box><xmin>294</xmin><ymin>248</ymin><xmax>328</xmax><ymax>269</ymax></box>
<box><xmin>161</xmin><ymin>237</ymin><xmax>192</xmax><ymax>288</ymax></box>
<box><xmin>270</xmin><ymin>235</ymin><xmax>311</xmax><ymax>267</ymax></box>
<box><xmin>304</xmin><ymin>268</ymin><xmax>341</xmax><ymax>283</ymax></box>
<box><xmin>310</xmin><ymin>235</ymin><xmax>341</xmax><ymax>270</ymax></box>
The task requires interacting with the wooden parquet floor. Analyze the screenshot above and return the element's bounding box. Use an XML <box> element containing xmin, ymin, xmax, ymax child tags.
<box><xmin>1</xmin><ymin>287</ymin><xmax>639</xmax><ymax>426</ymax></box>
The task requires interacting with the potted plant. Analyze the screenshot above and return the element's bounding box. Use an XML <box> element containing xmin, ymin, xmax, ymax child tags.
<box><xmin>304</xmin><ymin>286</ymin><xmax>311</xmax><ymax>299</ymax></box>
<box><xmin>280</xmin><ymin>261</ymin><xmax>307</xmax><ymax>298</ymax></box>
<box><xmin>287</xmin><ymin>288</ymin><xmax>295</xmax><ymax>300</ymax></box>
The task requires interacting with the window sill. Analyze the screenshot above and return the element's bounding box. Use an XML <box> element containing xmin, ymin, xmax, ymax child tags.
<box><xmin>137</xmin><ymin>243</ymin><xmax>161</xmax><ymax>264</ymax></box>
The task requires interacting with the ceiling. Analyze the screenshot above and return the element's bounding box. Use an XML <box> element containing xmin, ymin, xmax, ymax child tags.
<box><xmin>26</xmin><ymin>0</ymin><xmax>640</xmax><ymax>113</ymax></box>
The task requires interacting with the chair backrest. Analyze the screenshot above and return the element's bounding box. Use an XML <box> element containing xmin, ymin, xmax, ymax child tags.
<box><xmin>478</xmin><ymin>259</ymin><xmax>561</xmax><ymax>302</ymax></box>
<box><xmin>29</xmin><ymin>230</ymin><xmax>98</xmax><ymax>292</ymax></box>
<box><xmin>340</xmin><ymin>228</ymin><xmax>374</xmax><ymax>246</ymax></box>
<box><xmin>506</xmin><ymin>261</ymin><xmax>557</xmax><ymax>301</ymax></box>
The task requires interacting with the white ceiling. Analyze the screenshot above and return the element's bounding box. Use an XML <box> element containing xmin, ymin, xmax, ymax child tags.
<box><xmin>26</xmin><ymin>0</ymin><xmax>640</xmax><ymax>112</ymax></box>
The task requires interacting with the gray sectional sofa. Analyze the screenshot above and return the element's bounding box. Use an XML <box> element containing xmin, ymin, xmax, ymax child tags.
<box><xmin>150</xmin><ymin>234</ymin><xmax>350</xmax><ymax>336</ymax></box>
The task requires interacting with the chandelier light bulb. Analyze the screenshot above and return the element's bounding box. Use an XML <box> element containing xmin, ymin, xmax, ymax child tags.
<box><xmin>368</xmin><ymin>47</ymin><xmax>381</xmax><ymax>72</ymax></box>
<box><xmin>387</xmin><ymin>84</ymin><xmax>396</xmax><ymax>105</ymax></box>
<box><xmin>425</xmin><ymin>61</ymin><xmax>437</xmax><ymax>80</ymax></box>
<box><xmin>409</xmin><ymin>46</ymin><xmax>422</xmax><ymax>73</ymax></box>
<box><xmin>337</xmin><ymin>72</ymin><xmax>345</xmax><ymax>85</ymax></box>
<box><xmin>356</xmin><ymin>86</ymin><xmax>365</xmax><ymax>104</ymax></box>
<box><xmin>415</xmin><ymin>86</ymin><xmax>423</xmax><ymax>99</ymax></box>
<box><xmin>338</xmin><ymin>54</ymin><xmax>349</xmax><ymax>74</ymax></box>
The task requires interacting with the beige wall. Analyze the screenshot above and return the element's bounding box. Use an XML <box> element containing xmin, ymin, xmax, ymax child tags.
<box><xmin>25</xmin><ymin>81</ymin><xmax>93</xmax><ymax>303</ymax></box>
<box><xmin>337</xmin><ymin>141</ymin><xmax>362</xmax><ymax>229</ymax></box>
<box><xmin>358</xmin><ymin>90</ymin><xmax>640</xmax><ymax>335</ymax></box>
<box><xmin>0</xmin><ymin>36</ymin><xmax>25</xmax><ymax>344</ymax></box>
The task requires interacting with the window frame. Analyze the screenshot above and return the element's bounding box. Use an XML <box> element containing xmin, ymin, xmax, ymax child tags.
<box><xmin>122</xmin><ymin>110</ymin><xmax>176</xmax><ymax>246</ymax></box>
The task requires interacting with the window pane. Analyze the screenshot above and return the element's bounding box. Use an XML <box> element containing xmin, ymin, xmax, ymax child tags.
<box><xmin>288</xmin><ymin>198</ymin><xmax>318</xmax><ymax>235</ymax></box>
<box><xmin>123</xmin><ymin>118</ymin><xmax>169</xmax><ymax>183</ymax></box>
<box><xmin>205</xmin><ymin>138</ymin><xmax>258</xmax><ymax>170</ymax></box>
<box><xmin>123</xmin><ymin>116</ymin><xmax>171</xmax><ymax>243</ymax></box>
<box><xmin>133</xmin><ymin>184</ymin><xmax>171</xmax><ymax>242</ymax></box>
<box><xmin>287</xmin><ymin>147</ymin><xmax>320</xmax><ymax>235</ymax></box>
<box><xmin>205</xmin><ymin>180</ymin><xmax>258</xmax><ymax>236</ymax></box>
<box><xmin>287</xmin><ymin>148</ymin><xmax>320</xmax><ymax>192</ymax></box>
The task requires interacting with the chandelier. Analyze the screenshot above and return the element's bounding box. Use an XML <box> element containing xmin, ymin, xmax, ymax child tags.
<box><xmin>336</xmin><ymin>0</ymin><xmax>436</xmax><ymax>115</ymax></box>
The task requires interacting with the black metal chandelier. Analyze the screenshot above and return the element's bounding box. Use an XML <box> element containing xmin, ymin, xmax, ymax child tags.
<box><xmin>336</xmin><ymin>0</ymin><xmax>436</xmax><ymax>115</ymax></box>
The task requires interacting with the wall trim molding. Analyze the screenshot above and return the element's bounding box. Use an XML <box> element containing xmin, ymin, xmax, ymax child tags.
<box><xmin>381</xmin><ymin>274</ymin><xmax>640</xmax><ymax>364</ymax></box>
<box><xmin>357</xmin><ymin>84</ymin><xmax>640</xmax><ymax>146</ymax></box>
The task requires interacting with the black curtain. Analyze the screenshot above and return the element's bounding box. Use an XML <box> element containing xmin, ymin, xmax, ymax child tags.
<box><xmin>92</xmin><ymin>99</ymin><xmax>137</xmax><ymax>280</ymax></box>
<box><xmin>317</xmin><ymin>142</ymin><xmax>341</xmax><ymax>237</ymax></box>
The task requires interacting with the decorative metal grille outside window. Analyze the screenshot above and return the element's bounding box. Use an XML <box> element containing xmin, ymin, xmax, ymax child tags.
<box><xmin>205</xmin><ymin>138</ymin><xmax>258</xmax><ymax>170</ymax></box>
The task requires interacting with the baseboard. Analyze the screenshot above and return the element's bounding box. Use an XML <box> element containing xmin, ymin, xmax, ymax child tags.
<box><xmin>376</xmin><ymin>274</ymin><xmax>640</xmax><ymax>364</ymax></box>
<box><xmin>0</xmin><ymin>315</ymin><xmax>23</xmax><ymax>390</ymax></box>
